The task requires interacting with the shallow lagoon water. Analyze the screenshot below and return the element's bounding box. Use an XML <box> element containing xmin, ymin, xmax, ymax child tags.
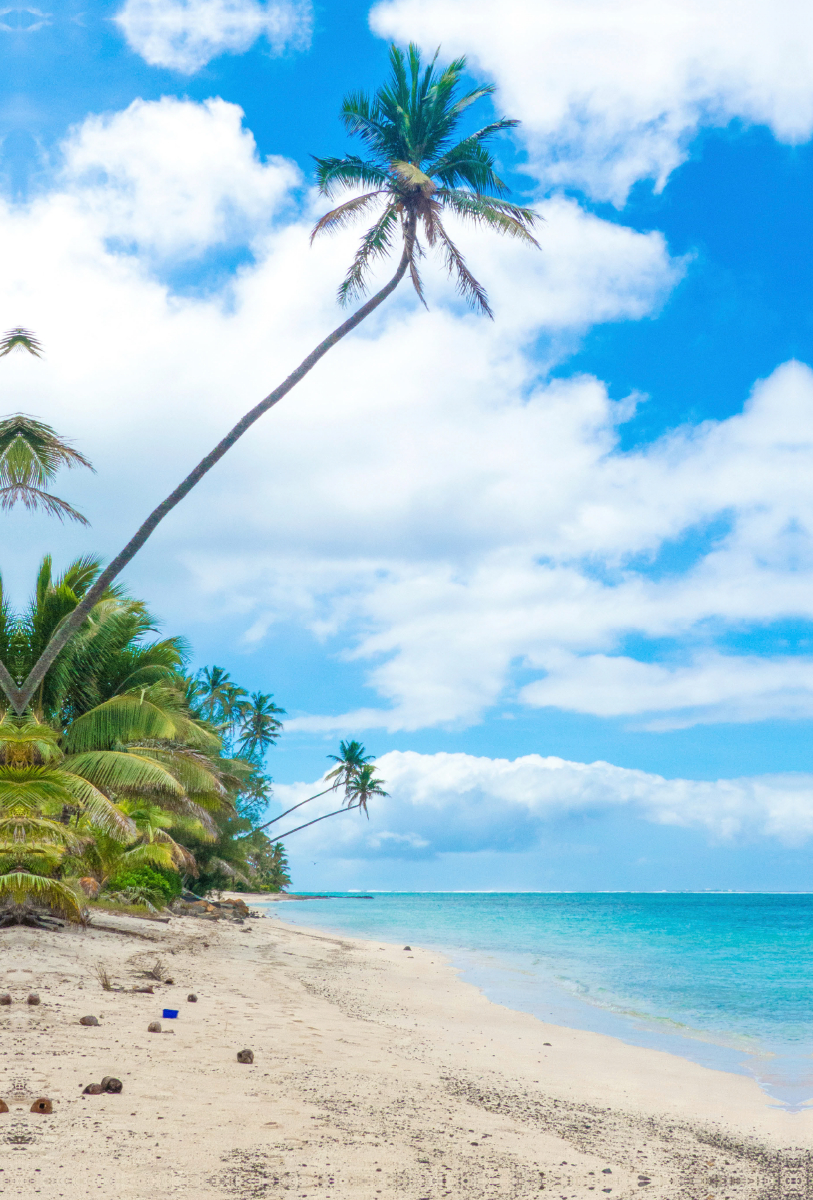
<box><xmin>256</xmin><ymin>892</ymin><xmax>813</xmax><ymax>1108</ymax></box>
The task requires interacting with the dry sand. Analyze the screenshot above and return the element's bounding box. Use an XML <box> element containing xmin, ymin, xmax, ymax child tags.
<box><xmin>0</xmin><ymin>900</ymin><xmax>810</xmax><ymax>1198</ymax></box>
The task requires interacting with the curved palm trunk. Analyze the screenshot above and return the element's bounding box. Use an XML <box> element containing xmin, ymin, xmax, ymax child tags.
<box><xmin>0</xmin><ymin>245</ymin><xmax>412</xmax><ymax>715</ymax></box>
<box><xmin>248</xmin><ymin>785</ymin><xmax>337</xmax><ymax>837</ymax></box>
<box><xmin>272</xmin><ymin>802</ymin><xmax>360</xmax><ymax>841</ymax></box>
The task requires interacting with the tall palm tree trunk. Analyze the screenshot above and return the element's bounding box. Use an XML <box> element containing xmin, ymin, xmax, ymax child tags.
<box><xmin>1</xmin><ymin>244</ymin><xmax>412</xmax><ymax>715</ymax></box>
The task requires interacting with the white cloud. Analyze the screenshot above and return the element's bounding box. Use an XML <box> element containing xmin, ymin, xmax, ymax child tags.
<box><xmin>272</xmin><ymin>751</ymin><xmax>813</xmax><ymax>858</ymax></box>
<box><xmin>371</xmin><ymin>0</ymin><xmax>813</xmax><ymax>202</ymax></box>
<box><xmin>60</xmin><ymin>97</ymin><xmax>300</xmax><ymax>257</ymax></box>
<box><xmin>116</xmin><ymin>0</ymin><xmax>311</xmax><ymax>73</ymax></box>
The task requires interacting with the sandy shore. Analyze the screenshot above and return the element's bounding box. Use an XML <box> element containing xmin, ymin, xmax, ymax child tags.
<box><xmin>0</xmin><ymin>903</ymin><xmax>809</xmax><ymax>1198</ymax></box>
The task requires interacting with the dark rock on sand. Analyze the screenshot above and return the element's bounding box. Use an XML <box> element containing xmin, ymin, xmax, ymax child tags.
<box><xmin>0</xmin><ymin>994</ymin><xmax>11</xmax><ymax>1006</ymax></box>
<box><xmin>101</xmin><ymin>1077</ymin><xmax>123</xmax><ymax>1093</ymax></box>
<box><xmin>148</xmin><ymin>1021</ymin><xmax>162</xmax><ymax>1032</ymax></box>
<box><xmin>79</xmin><ymin>1015</ymin><xmax>99</xmax><ymax>1026</ymax></box>
<box><xmin>237</xmin><ymin>1049</ymin><xmax>254</xmax><ymax>1063</ymax></box>
<box><xmin>187</xmin><ymin>994</ymin><xmax>197</xmax><ymax>1002</ymax></box>
<box><xmin>83</xmin><ymin>1084</ymin><xmax>102</xmax><ymax>1095</ymax></box>
<box><xmin>27</xmin><ymin>993</ymin><xmax>40</xmax><ymax>1005</ymax></box>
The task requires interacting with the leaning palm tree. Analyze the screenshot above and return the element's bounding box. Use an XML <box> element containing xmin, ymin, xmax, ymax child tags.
<box><xmin>0</xmin><ymin>45</ymin><xmax>539</xmax><ymax>716</ymax></box>
<box><xmin>270</xmin><ymin>764</ymin><xmax>388</xmax><ymax>840</ymax></box>
<box><xmin>250</xmin><ymin>739</ymin><xmax>375</xmax><ymax>836</ymax></box>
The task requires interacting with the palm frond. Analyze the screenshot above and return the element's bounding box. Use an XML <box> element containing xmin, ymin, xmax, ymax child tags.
<box><xmin>0</xmin><ymin>329</ymin><xmax>43</xmax><ymax>357</ymax></box>
<box><xmin>310</xmin><ymin>192</ymin><xmax>386</xmax><ymax>242</ymax></box>
<box><xmin>433</xmin><ymin>216</ymin><xmax>493</xmax><ymax>318</ymax></box>
<box><xmin>0</xmin><ymin>871</ymin><xmax>83</xmax><ymax>920</ymax></box>
<box><xmin>312</xmin><ymin>155</ymin><xmax>388</xmax><ymax>198</ymax></box>
<box><xmin>65</xmin><ymin>750</ymin><xmax>187</xmax><ymax>799</ymax></box>
<box><xmin>337</xmin><ymin>202</ymin><xmax>401</xmax><ymax>306</ymax></box>
<box><xmin>436</xmin><ymin>190</ymin><xmax>541</xmax><ymax>246</ymax></box>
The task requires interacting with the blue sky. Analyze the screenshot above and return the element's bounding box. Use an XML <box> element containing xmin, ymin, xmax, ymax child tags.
<box><xmin>3</xmin><ymin>0</ymin><xmax>813</xmax><ymax>889</ymax></box>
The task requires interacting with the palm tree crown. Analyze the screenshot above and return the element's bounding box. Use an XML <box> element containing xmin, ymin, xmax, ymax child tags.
<box><xmin>312</xmin><ymin>43</ymin><xmax>539</xmax><ymax>317</ymax></box>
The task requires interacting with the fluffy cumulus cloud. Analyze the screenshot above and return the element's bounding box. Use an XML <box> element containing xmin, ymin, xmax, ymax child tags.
<box><xmin>272</xmin><ymin>751</ymin><xmax>813</xmax><ymax>863</ymax></box>
<box><xmin>3</xmin><ymin>96</ymin><xmax>813</xmax><ymax>737</ymax></box>
<box><xmin>116</xmin><ymin>0</ymin><xmax>311</xmax><ymax>73</ymax></box>
<box><xmin>371</xmin><ymin>0</ymin><xmax>813</xmax><ymax>201</ymax></box>
<box><xmin>60</xmin><ymin>97</ymin><xmax>300</xmax><ymax>256</ymax></box>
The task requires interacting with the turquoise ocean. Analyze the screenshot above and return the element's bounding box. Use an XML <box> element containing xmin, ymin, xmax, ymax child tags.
<box><xmin>256</xmin><ymin>892</ymin><xmax>813</xmax><ymax>1109</ymax></box>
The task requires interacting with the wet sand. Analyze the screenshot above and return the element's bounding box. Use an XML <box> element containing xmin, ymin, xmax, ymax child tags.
<box><xmin>0</xmin><ymin>905</ymin><xmax>809</xmax><ymax>1197</ymax></box>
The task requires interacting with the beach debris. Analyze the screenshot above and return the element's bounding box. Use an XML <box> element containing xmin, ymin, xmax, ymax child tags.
<box><xmin>94</xmin><ymin>963</ymin><xmax>113</xmax><ymax>991</ymax></box>
<box><xmin>164</xmin><ymin>977</ymin><xmax>174</xmax><ymax>985</ymax></box>
<box><xmin>132</xmin><ymin>986</ymin><xmax>154</xmax><ymax>994</ymax></box>
<box><xmin>403</xmin><ymin>946</ymin><xmax>411</xmax><ymax>951</ymax></box>
<box><xmin>171</xmin><ymin>896</ymin><xmax>250</xmax><ymax>921</ymax></box>
<box><xmin>30</xmin><ymin>1098</ymin><xmax>52</xmax><ymax>1114</ymax></box>
<box><xmin>237</xmin><ymin>1049</ymin><xmax>254</xmax><ymax>1063</ymax></box>
<box><xmin>101</xmin><ymin>1077</ymin><xmax>123</xmax><ymax>1093</ymax></box>
<box><xmin>79</xmin><ymin>1014</ymin><xmax>99</xmax><ymax>1026</ymax></box>
<box><xmin>83</xmin><ymin>1084</ymin><xmax>103</xmax><ymax>1095</ymax></box>
<box><xmin>543</xmin><ymin>1042</ymin><xmax>551</xmax><ymax>1046</ymax></box>
<box><xmin>145</xmin><ymin>959</ymin><xmax>166</xmax><ymax>981</ymax></box>
<box><xmin>162</xmin><ymin>1008</ymin><xmax>179</xmax><ymax>1019</ymax></box>
<box><xmin>187</xmin><ymin>994</ymin><xmax>197</xmax><ymax>1002</ymax></box>
<box><xmin>0</xmin><ymin>1100</ymin><xmax>8</xmax><ymax>1113</ymax></box>
<box><xmin>26</xmin><ymin>993</ymin><xmax>40</xmax><ymax>1005</ymax></box>
<box><xmin>148</xmin><ymin>1021</ymin><xmax>162</xmax><ymax>1033</ymax></box>
<box><xmin>0</xmin><ymin>994</ymin><xmax>11</xmax><ymax>1006</ymax></box>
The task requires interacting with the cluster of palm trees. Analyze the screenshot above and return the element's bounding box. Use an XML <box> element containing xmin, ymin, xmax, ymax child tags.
<box><xmin>0</xmin><ymin>557</ymin><xmax>387</xmax><ymax>922</ymax></box>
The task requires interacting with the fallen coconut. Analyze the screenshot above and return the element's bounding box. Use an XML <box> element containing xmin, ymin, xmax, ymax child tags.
<box><xmin>83</xmin><ymin>1084</ymin><xmax>102</xmax><ymax>1095</ymax></box>
<box><xmin>101</xmin><ymin>1077</ymin><xmax>123</xmax><ymax>1094</ymax></box>
<box><xmin>79</xmin><ymin>1015</ymin><xmax>99</xmax><ymax>1026</ymax></box>
<box><xmin>30</xmin><ymin>1098</ymin><xmax>52</xmax><ymax>1114</ymax></box>
<box><xmin>237</xmin><ymin>1049</ymin><xmax>254</xmax><ymax>1064</ymax></box>
<box><xmin>0</xmin><ymin>994</ymin><xmax>11</xmax><ymax>1006</ymax></box>
<box><xmin>0</xmin><ymin>1099</ymin><xmax>8</xmax><ymax>1113</ymax></box>
<box><xmin>27</xmin><ymin>993</ymin><xmax>40</xmax><ymax>1005</ymax></box>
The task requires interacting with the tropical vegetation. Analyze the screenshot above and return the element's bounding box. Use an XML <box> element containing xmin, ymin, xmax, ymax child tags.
<box><xmin>0</xmin><ymin>556</ymin><xmax>381</xmax><ymax>924</ymax></box>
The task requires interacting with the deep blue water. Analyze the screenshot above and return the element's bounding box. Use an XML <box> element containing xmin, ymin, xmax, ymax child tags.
<box><xmin>256</xmin><ymin>892</ymin><xmax>813</xmax><ymax>1108</ymax></box>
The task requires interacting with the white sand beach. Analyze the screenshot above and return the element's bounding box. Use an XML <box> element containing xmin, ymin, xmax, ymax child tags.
<box><xmin>1</xmin><ymin>904</ymin><xmax>808</xmax><ymax>1198</ymax></box>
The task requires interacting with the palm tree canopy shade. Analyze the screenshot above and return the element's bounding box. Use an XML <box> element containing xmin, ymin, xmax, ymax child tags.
<box><xmin>312</xmin><ymin>43</ymin><xmax>539</xmax><ymax>316</ymax></box>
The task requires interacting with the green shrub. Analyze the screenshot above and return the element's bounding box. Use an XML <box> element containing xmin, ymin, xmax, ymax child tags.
<box><xmin>105</xmin><ymin>866</ymin><xmax>182</xmax><ymax>907</ymax></box>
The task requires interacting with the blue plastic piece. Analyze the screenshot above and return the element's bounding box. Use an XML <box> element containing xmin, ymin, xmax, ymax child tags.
<box><xmin>162</xmin><ymin>1008</ymin><xmax>179</xmax><ymax>1019</ymax></box>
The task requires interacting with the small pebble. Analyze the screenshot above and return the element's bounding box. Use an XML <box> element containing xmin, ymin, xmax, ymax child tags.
<box><xmin>0</xmin><ymin>994</ymin><xmax>11</xmax><ymax>1006</ymax></box>
<box><xmin>79</xmin><ymin>1015</ymin><xmax>99</xmax><ymax>1026</ymax></box>
<box><xmin>27</xmin><ymin>993</ymin><xmax>40</xmax><ymax>1006</ymax></box>
<box><xmin>237</xmin><ymin>1049</ymin><xmax>254</xmax><ymax>1064</ymax></box>
<box><xmin>403</xmin><ymin>946</ymin><xmax>411</xmax><ymax>951</ymax></box>
<box><xmin>187</xmin><ymin>994</ymin><xmax>197</xmax><ymax>1003</ymax></box>
<box><xmin>148</xmin><ymin>1021</ymin><xmax>162</xmax><ymax>1033</ymax></box>
<box><xmin>164</xmin><ymin>978</ymin><xmax>174</xmax><ymax>985</ymax></box>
